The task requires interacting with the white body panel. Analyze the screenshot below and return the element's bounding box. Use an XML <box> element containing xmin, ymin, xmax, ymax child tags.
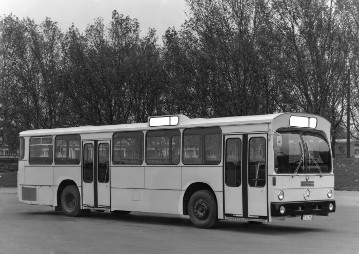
<box><xmin>83</xmin><ymin>181</ymin><xmax>94</xmax><ymax>207</ymax></box>
<box><xmin>225</xmin><ymin>185</ymin><xmax>243</xmax><ymax>215</ymax></box>
<box><xmin>54</xmin><ymin>166</ymin><xmax>82</xmax><ymax>186</ymax></box>
<box><xmin>181</xmin><ymin>166</ymin><xmax>223</xmax><ymax>192</ymax></box>
<box><xmin>111</xmin><ymin>188</ymin><xmax>182</xmax><ymax>214</ymax></box>
<box><xmin>269</xmin><ymin>175</ymin><xmax>335</xmax><ymax>202</ymax></box>
<box><xmin>98</xmin><ymin>181</ymin><xmax>110</xmax><ymax>207</ymax></box>
<box><xmin>37</xmin><ymin>186</ymin><xmax>53</xmax><ymax>205</ymax></box>
<box><xmin>24</xmin><ymin>166</ymin><xmax>53</xmax><ymax>186</ymax></box>
<box><xmin>145</xmin><ymin>166</ymin><xmax>181</xmax><ymax>190</ymax></box>
<box><xmin>111</xmin><ymin>166</ymin><xmax>145</xmax><ymax>189</ymax></box>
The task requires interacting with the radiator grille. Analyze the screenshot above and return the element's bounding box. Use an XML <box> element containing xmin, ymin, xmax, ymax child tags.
<box><xmin>22</xmin><ymin>187</ymin><xmax>37</xmax><ymax>201</ymax></box>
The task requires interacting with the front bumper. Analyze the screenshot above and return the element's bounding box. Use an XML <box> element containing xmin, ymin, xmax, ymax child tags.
<box><xmin>271</xmin><ymin>200</ymin><xmax>336</xmax><ymax>217</ymax></box>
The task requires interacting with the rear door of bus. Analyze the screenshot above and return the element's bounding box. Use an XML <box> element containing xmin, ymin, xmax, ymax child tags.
<box><xmin>82</xmin><ymin>140</ymin><xmax>111</xmax><ymax>209</ymax></box>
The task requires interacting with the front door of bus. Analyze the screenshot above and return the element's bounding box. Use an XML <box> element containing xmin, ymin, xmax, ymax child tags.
<box><xmin>82</xmin><ymin>141</ymin><xmax>111</xmax><ymax>208</ymax></box>
<box><xmin>247</xmin><ymin>134</ymin><xmax>267</xmax><ymax>217</ymax></box>
<box><xmin>224</xmin><ymin>134</ymin><xmax>268</xmax><ymax>218</ymax></box>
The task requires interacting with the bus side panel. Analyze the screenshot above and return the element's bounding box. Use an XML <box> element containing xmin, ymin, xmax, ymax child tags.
<box><xmin>17</xmin><ymin>164</ymin><xmax>25</xmax><ymax>184</ymax></box>
<box><xmin>111</xmin><ymin>188</ymin><xmax>182</xmax><ymax>214</ymax></box>
<box><xmin>53</xmin><ymin>166</ymin><xmax>82</xmax><ymax>206</ymax></box>
<box><xmin>182</xmin><ymin>166</ymin><xmax>224</xmax><ymax>219</ymax></box>
<box><xmin>145</xmin><ymin>166</ymin><xmax>181</xmax><ymax>190</ymax></box>
<box><xmin>182</xmin><ymin>166</ymin><xmax>223</xmax><ymax>191</ymax></box>
<box><xmin>37</xmin><ymin>186</ymin><xmax>53</xmax><ymax>205</ymax></box>
<box><xmin>24</xmin><ymin>166</ymin><xmax>54</xmax><ymax>186</ymax></box>
<box><xmin>53</xmin><ymin>166</ymin><xmax>82</xmax><ymax>187</ymax></box>
<box><xmin>111</xmin><ymin>166</ymin><xmax>145</xmax><ymax>189</ymax></box>
<box><xmin>20</xmin><ymin>164</ymin><xmax>54</xmax><ymax>205</ymax></box>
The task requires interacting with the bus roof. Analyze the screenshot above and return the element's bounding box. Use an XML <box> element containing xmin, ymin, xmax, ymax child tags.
<box><xmin>19</xmin><ymin>113</ymin><xmax>329</xmax><ymax>137</ymax></box>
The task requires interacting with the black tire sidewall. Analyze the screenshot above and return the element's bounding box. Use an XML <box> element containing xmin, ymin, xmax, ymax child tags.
<box><xmin>188</xmin><ymin>190</ymin><xmax>217</xmax><ymax>228</ymax></box>
<box><xmin>61</xmin><ymin>185</ymin><xmax>81</xmax><ymax>217</ymax></box>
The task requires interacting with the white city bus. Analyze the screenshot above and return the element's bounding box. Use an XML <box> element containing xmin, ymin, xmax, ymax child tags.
<box><xmin>18</xmin><ymin>113</ymin><xmax>335</xmax><ymax>228</ymax></box>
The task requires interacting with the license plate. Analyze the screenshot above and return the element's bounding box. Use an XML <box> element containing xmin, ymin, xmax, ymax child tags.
<box><xmin>302</xmin><ymin>215</ymin><xmax>313</xmax><ymax>221</ymax></box>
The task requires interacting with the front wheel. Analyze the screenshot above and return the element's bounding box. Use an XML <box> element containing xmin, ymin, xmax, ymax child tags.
<box><xmin>61</xmin><ymin>185</ymin><xmax>82</xmax><ymax>217</ymax></box>
<box><xmin>188</xmin><ymin>190</ymin><xmax>217</xmax><ymax>228</ymax></box>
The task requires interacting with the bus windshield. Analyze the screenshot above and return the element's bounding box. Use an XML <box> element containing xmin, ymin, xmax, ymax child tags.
<box><xmin>274</xmin><ymin>131</ymin><xmax>331</xmax><ymax>174</ymax></box>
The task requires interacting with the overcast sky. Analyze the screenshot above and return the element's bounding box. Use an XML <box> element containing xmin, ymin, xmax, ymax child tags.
<box><xmin>0</xmin><ymin>0</ymin><xmax>187</xmax><ymax>37</ymax></box>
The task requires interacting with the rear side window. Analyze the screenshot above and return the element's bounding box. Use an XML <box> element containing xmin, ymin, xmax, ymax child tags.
<box><xmin>29</xmin><ymin>136</ymin><xmax>53</xmax><ymax>165</ymax></box>
<box><xmin>55</xmin><ymin>135</ymin><xmax>81</xmax><ymax>165</ymax></box>
<box><xmin>146</xmin><ymin>129</ymin><xmax>180</xmax><ymax>165</ymax></box>
<box><xmin>19</xmin><ymin>137</ymin><xmax>25</xmax><ymax>160</ymax></box>
<box><xmin>113</xmin><ymin>131</ymin><xmax>143</xmax><ymax>165</ymax></box>
<box><xmin>183</xmin><ymin>127</ymin><xmax>222</xmax><ymax>165</ymax></box>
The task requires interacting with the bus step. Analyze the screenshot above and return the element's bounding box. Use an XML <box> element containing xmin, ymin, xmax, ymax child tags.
<box><xmin>225</xmin><ymin>216</ymin><xmax>267</xmax><ymax>223</ymax></box>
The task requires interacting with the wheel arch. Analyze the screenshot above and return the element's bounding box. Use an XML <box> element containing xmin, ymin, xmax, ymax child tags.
<box><xmin>183</xmin><ymin>182</ymin><xmax>217</xmax><ymax>215</ymax></box>
<box><xmin>56</xmin><ymin>179</ymin><xmax>79</xmax><ymax>210</ymax></box>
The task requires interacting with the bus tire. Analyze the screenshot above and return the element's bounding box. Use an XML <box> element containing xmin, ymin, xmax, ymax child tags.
<box><xmin>61</xmin><ymin>185</ymin><xmax>82</xmax><ymax>217</ymax></box>
<box><xmin>188</xmin><ymin>190</ymin><xmax>217</xmax><ymax>228</ymax></box>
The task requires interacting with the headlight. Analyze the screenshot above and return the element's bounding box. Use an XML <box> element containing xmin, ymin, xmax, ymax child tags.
<box><xmin>329</xmin><ymin>203</ymin><xmax>334</xmax><ymax>211</ymax></box>
<box><xmin>327</xmin><ymin>189</ymin><xmax>333</xmax><ymax>198</ymax></box>
<box><xmin>278</xmin><ymin>190</ymin><xmax>284</xmax><ymax>201</ymax></box>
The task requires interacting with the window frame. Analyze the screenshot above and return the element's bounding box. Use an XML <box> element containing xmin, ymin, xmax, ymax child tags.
<box><xmin>248</xmin><ymin>137</ymin><xmax>266</xmax><ymax>188</ymax></box>
<box><xmin>29</xmin><ymin>136</ymin><xmax>54</xmax><ymax>165</ymax></box>
<box><xmin>274</xmin><ymin>129</ymin><xmax>332</xmax><ymax>174</ymax></box>
<box><xmin>19</xmin><ymin>137</ymin><xmax>25</xmax><ymax>160</ymax></box>
<box><xmin>145</xmin><ymin>129</ymin><xmax>181</xmax><ymax>165</ymax></box>
<box><xmin>54</xmin><ymin>134</ymin><xmax>81</xmax><ymax>165</ymax></box>
<box><xmin>182</xmin><ymin>127</ymin><xmax>222</xmax><ymax>165</ymax></box>
<box><xmin>225</xmin><ymin>137</ymin><xmax>242</xmax><ymax>187</ymax></box>
<box><xmin>98</xmin><ymin>142</ymin><xmax>110</xmax><ymax>183</ymax></box>
<box><xmin>112</xmin><ymin>131</ymin><xmax>144</xmax><ymax>165</ymax></box>
<box><xmin>83</xmin><ymin>143</ymin><xmax>94</xmax><ymax>183</ymax></box>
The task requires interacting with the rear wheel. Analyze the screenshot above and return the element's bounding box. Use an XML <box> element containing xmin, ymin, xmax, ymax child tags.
<box><xmin>61</xmin><ymin>185</ymin><xmax>82</xmax><ymax>217</ymax></box>
<box><xmin>188</xmin><ymin>190</ymin><xmax>217</xmax><ymax>228</ymax></box>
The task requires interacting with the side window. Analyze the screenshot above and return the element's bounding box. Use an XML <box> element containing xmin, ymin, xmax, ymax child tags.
<box><xmin>205</xmin><ymin>134</ymin><xmax>221</xmax><ymax>163</ymax></box>
<box><xmin>29</xmin><ymin>136</ymin><xmax>53</xmax><ymax>165</ymax></box>
<box><xmin>248</xmin><ymin>137</ymin><xmax>266</xmax><ymax>187</ymax></box>
<box><xmin>146</xmin><ymin>129</ymin><xmax>180</xmax><ymax>165</ymax></box>
<box><xmin>113</xmin><ymin>131</ymin><xmax>143</xmax><ymax>165</ymax></box>
<box><xmin>55</xmin><ymin>135</ymin><xmax>81</xmax><ymax>165</ymax></box>
<box><xmin>19</xmin><ymin>137</ymin><xmax>25</xmax><ymax>160</ymax></box>
<box><xmin>98</xmin><ymin>143</ymin><xmax>109</xmax><ymax>183</ymax></box>
<box><xmin>83</xmin><ymin>144</ymin><xmax>94</xmax><ymax>183</ymax></box>
<box><xmin>225</xmin><ymin>138</ymin><xmax>242</xmax><ymax>187</ymax></box>
<box><xmin>183</xmin><ymin>127</ymin><xmax>221</xmax><ymax>165</ymax></box>
<box><xmin>183</xmin><ymin>134</ymin><xmax>201</xmax><ymax>164</ymax></box>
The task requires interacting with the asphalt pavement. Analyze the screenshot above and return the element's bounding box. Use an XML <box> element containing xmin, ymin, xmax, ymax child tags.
<box><xmin>0</xmin><ymin>188</ymin><xmax>358</xmax><ymax>254</ymax></box>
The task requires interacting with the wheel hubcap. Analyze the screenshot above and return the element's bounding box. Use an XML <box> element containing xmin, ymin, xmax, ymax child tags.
<box><xmin>194</xmin><ymin>199</ymin><xmax>209</xmax><ymax>219</ymax></box>
<box><xmin>65</xmin><ymin>193</ymin><xmax>76</xmax><ymax>210</ymax></box>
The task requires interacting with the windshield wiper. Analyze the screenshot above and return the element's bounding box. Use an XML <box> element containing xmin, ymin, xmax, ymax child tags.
<box><xmin>308</xmin><ymin>151</ymin><xmax>323</xmax><ymax>176</ymax></box>
<box><xmin>293</xmin><ymin>141</ymin><xmax>304</xmax><ymax>176</ymax></box>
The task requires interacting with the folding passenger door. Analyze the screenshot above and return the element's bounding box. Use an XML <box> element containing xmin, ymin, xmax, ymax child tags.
<box><xmin>247</xmin><ymin>134</ymin><xmax>268</xmax><ymax>218</ymax></box>
<box><xmin>224</xmin><ymin>135</ymin><xmax>243</xmax><ymax>216</ymax></box>
<box><xmin>82</xmin><ymin>140</ymin><xmax>111</xmax><ymax>209</ymax></box>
